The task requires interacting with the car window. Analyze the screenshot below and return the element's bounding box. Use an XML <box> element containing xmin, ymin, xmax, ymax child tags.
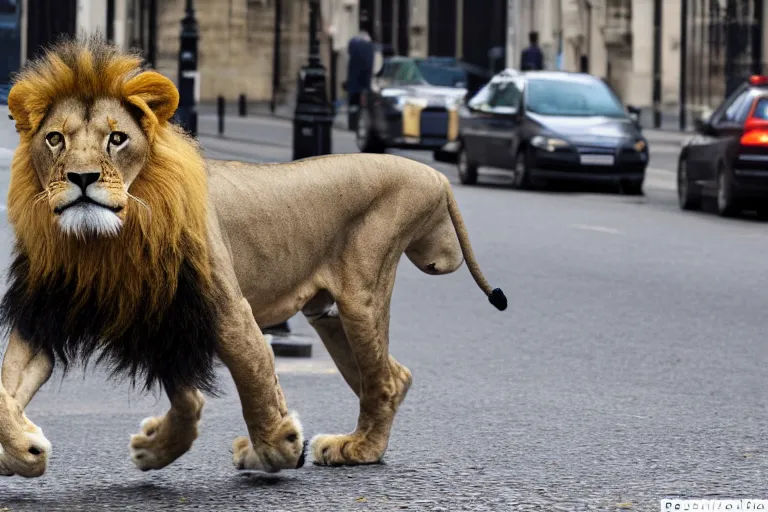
<box><xmin>390</xmin><ymin>60</ymin><xmax>428</xmax><ymax>85</ymax></box>
<box><xmin>734</xmin><ymin>89</ymin><xmax>766</xmax><ymax>123</ymax></box>
<box><xmin>720</xmin><ymin>90</ymin><xmax>751</xmax><ymax>123</ymax></box>
<box><xmin>710</xmin><ymin>82</ymin><xmax>749</xmax><ymax>123</ymax></box>
<box><xmin>489</xmin><ymin>81</ymin><xmax>522</xmax><ymax>110</ymax></box>
<box><xmin>414</xmin><ymin>62</ymin><xmax>468</xmax><ymax>88</ymax></box>
<box><xmin>467</xmin><ymin>82</ymin><xmax>494</xmax><ymax>110</ymax></box>
<box><xmin>750</xmin><ymin>97</ymin><xmax>768</xmax><ymax>119</ymax></box>
<box><xmin>524</xmin><ymin>76</ymin><xmax>627</xmax><ymax>117</ymax></box>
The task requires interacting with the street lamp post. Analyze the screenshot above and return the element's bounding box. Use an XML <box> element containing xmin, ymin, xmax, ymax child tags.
<box><xmin>291</xmin><ymin>0</ymin><xmax>334</xmax><ymax>160</ymax></box>
<box><xmin>266</xmin><ymin>0</ymin><xmax>330</xmax><ymax>357</ymax></box>
<box><xmin>176</xmin><ymin>0</ymin><xmax>199</xmax><ymax>137</ymax></box>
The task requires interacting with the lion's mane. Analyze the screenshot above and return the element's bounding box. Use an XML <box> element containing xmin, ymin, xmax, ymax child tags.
<box><xmin>0</xmin><ymin>35</ymin><xmax>222</xmax><ymax>396</ymax></box>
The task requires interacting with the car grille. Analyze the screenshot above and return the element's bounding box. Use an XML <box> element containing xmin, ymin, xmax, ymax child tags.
<box><xmin>420</xmin><ymin>109</ymin><xmax>449</xmax><ymax>138</ymax></box>
<box><xmin>576</xmin><ymin>145</ymin><xmax>616</xmax><ymax>155</ymax></box>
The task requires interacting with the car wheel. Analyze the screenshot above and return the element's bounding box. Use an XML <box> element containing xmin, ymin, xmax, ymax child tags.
<box><xmin>356</xmin><ymin>110</ymin><xmax>386</xmax><ymax>153</ymax></box>
<box><xmin>677</xmin><ymin>158</ymin><xmax>701</xmax><ymax>210</ymax></box>
<box><xmin>716</xmin><ymin>162</ymin><xmax>739</xmax><ymax>217</ymax></box>
<box><xmin>457</xmin><ymin>144</ymin><xmax>478</xmax><ymax>185</ymax></box>
<box><xmin>512</xmin><ymin>148</ymin><xmax>533</xmax><ymax>190</ymax></box>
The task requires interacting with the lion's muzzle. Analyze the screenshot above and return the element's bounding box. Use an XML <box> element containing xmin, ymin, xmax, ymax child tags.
<box><xmin>51</xmin><ymin>170</ymin><xmax>126</xmax><ymax>238</ymax></box>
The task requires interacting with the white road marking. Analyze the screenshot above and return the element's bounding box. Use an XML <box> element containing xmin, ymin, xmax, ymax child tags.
<box><xmin>644</xmin><ymin>167</ymin><xmax>675</xmax><ymax>191</ymax></box>
<box><xmin>571</xmin><ymin>224</ymin><xmax>624</xmax><ymax>235</ymax></box>
<box><xmin>275</xmin><ymin>360</ymin><xmax>338</xmax><ymax>375</ymax></box>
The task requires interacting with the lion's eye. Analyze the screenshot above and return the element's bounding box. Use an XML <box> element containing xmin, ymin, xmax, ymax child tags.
<box><xmin>45</xmin><ymin>132</ymin><xmax>63</xmax><ymax>148</ymax></box>
<box><xmin>109</xmin><ymin>131</ymin><xmax>128</xmax><ymax>146</ymax></box>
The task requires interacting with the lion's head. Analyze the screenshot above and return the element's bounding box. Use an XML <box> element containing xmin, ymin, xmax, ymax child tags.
<box><xmin>8</xmin><ymin>35</ymin><xmax>182</xmax><ymax>239</ymax></box>
<box><xmin>3</xmin><ymin>35</ymin><xmax>211</xmax><ymax>350</ymax></box>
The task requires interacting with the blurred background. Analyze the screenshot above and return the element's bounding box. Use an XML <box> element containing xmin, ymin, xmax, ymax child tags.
<box><xmin>0</xmin><ymin>0</ymin><xmax>765</xmax><ymax>132</ymax></box>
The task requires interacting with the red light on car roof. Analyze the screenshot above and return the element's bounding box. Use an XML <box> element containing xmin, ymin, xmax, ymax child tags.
<box><xmin>749</xmin><ymin>75</ymin><xmax>768</xmax><ymax>85</ymax></box>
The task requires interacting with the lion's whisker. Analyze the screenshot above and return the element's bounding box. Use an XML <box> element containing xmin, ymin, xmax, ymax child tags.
<box><xmin>127</xmin><ymin>192</ymin><xmax>151</xmax><ymax>220</ymax></box>
<box><xmin>33</xmin><ymin>190</ymin><xmax>49</xmax><ymax>205</ymax></box>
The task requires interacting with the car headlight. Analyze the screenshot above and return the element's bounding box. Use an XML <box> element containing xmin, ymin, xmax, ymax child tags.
<box><xmin>633</xmin><ymin>139</ymin><xmax>647</xmax><ymax>152</ymax></box>
<box><xmin>531</xmin><ymin>135</ymin><xmax>570</xmax><ymax>152</ymax></box>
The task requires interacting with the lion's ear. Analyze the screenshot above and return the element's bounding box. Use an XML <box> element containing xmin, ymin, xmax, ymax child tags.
<box><xmin>123</xmin><ymin>71</ymin><xmax>180</xmax><ymax>126</ymax></box>
<box><xmin>7</xmin><ymin>81</ymin><xmax>47</xmax><ymax>135</ymax></box>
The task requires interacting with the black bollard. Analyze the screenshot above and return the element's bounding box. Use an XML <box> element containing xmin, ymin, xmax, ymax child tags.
<box><xmin>238</xmin><ymin>94</ymin><xmax>247</xmax><ymax>117</ymax></box>
<box><xmin>217</xmin><ymin>96</ymin><xmax>225</xmax><ymax>136</ymax></box>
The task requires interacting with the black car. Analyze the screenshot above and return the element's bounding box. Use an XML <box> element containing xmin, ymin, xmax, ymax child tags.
<box><xmin>456</xmin><ymin>70</ymin><xmax>649</xmax><ymax>194</ymax></box>
<box><xmin>677</xmin><ymin>75</ymin><xmax>768</xmax><ymax>217</ymax></box>
<box><xmin>356</xmin><ymin>56</ymin><xmax>468</xmax><ymax>154</ymax></box>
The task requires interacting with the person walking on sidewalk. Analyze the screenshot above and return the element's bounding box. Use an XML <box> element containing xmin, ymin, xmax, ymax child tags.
<box><xmin>345</xmin><ymin>30</ymin><xmax>375</xmax><ymax>131</ymax></box>
<box><xmin>520</xmin><ymin>31</ymin><xmax>544</xmax><ymax>71</ymax></box>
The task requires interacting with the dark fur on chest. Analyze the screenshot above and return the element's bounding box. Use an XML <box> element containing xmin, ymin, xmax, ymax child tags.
<box><xmin>0</xmin><ymin>251</ymin><xmax>222</xmax><ymax>397</ymax></box>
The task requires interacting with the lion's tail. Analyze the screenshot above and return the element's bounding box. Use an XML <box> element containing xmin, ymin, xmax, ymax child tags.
<box><xmin>441</xmin><ymin>175</ymin><xmax>508</xmax><ymax>311</ymax></box>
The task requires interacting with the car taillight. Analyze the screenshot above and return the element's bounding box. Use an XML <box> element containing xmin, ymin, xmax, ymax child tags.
<box><xmin>741</xmin><ymin>129</ymin><xmax>768</xmax><ymax>146</ymax></box>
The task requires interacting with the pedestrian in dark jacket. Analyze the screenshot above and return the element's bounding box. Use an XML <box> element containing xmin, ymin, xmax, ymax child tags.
<box><xmin>346</xmin><ymin>31</ymin><xmax>375</xmax><ymax>103</ymax></box>
<box><xmin>520</xmin><ymin>31</ymin><xmax>544</xmax><ymax>71</ymax></box>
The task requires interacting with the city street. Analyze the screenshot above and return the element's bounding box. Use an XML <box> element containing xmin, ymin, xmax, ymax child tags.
<box><xmin>2</xmin><ymin>108</ymin><xmax>768</xmax><ymax>511</ymax></box>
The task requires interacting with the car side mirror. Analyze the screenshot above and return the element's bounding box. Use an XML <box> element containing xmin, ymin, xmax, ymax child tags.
<box><xmin>693</xmin><ymin>108</ymin><xmax>714</xmax><ymax>134</ymax></box>
<box><xmin>693</xmin><ymin>116</ymin><xmax>707</xmax><ymax>133</ymax></box>
<box><xmin>627</xmin><ymin>104</ymin><xmax>641</xmax><ymax>124</ymax></box>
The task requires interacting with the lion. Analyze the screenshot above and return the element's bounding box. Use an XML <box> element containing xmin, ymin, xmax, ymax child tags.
<box><xmin>0</xmin><ymin>35</ymin><xmax>506</xmax><ymax>478</ymax></box>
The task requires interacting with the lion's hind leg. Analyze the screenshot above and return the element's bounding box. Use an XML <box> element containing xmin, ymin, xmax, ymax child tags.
<box><xmin>404</xmin><ymin>198</ymin><xmax>464</xmax><ymax>276</ymax></box>
<box><xmin>129</xmin><ymin>388</ymin><xmax>205</xmax><ymax>471</ymax></box>
<box><xmin>309</xmin><ymin>284</ymin><xmax>413</xmax><ymax>467</ymax></box>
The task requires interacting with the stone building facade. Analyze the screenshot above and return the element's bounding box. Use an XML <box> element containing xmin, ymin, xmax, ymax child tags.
<box><xmin>143</xmin><ymin>0</ymin><xmax>334</xmax><ymax>105</ymax></box>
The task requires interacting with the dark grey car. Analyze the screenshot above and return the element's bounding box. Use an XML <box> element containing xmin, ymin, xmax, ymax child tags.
<box><xmin>457</xmin><ymin>70</ymin><xmax>649</xmax><ymax>195</ymax></box>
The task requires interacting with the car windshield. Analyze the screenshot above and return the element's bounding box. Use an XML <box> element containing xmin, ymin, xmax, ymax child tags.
<box><xmin>385</xmin><ymin>59</ymin><xmax>429</xmax><ymax>85</ymax></box>
<box><xmin>525</xmin><ymin>77</ymin><xmax>628</xmax><ymax>118</ymax></box>
<box><xmin>414</xmin><ymin>61</ymin><xmax>468</xmax><ymax>88</ymax></box>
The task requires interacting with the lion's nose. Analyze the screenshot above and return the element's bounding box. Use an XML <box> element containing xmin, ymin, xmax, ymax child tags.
<box><xmin>67</xmin><ymin>171</ymin><xmax>101</xmax><ymax>191</ymax></box>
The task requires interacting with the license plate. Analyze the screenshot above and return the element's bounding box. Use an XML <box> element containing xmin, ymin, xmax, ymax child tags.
<box><xmin>580</xmin><ymin>154</ymin><xmax>615</xmax><ymax>166</ymax></box>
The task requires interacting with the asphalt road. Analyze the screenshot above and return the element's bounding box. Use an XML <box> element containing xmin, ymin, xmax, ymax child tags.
<box><xmin>1</xmin><ymin>109</ymin><xmax>768</xmax><ymax>511</ymax></box>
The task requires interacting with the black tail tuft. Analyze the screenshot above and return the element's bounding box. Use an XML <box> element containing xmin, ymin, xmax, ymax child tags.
<box><xmin>488</xmin><ymin>288</ymin><xmax>507</xmax><ymax>311</ymax></box>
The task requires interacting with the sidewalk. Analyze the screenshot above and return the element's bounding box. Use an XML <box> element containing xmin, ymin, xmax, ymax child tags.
<box><xmin>641</xmin><ymin>128</ymin><xmax>693</xmax><ymax>147</ymax></box>
<box><xmin>197</xmin><ymin>100</ymin><xmax>350</xmax><ymax>131</ymax></box>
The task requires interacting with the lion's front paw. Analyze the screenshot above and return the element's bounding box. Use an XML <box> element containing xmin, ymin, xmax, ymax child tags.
<box><xmin>232</xmin><ymin>411</ymin><xmax>307</xmax><ymax>473</ymax></box>
<box><xmin>310</xmin><ymin>433</ymin><xmax>386</xmax><ymax>467</ymax></box>
<box><xmin>129</xmin><ymin>412</ymin><xmax>201</xmax><ymax>471</ymax></box>
<box><xmin>0</xmin><ymin>420</ymin><xmax>52</xmax><ymax>478</ymax></box>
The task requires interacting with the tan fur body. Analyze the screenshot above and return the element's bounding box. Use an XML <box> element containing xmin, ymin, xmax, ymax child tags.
<box><xmin>0</xmin><ymin>36</ymin><xmax>505</xmax><ymax>478</ymax></box>
<box><xmin>208</xmin><ymin>154</ymin><xmax>462</xmax><ymax>327</ymax></box>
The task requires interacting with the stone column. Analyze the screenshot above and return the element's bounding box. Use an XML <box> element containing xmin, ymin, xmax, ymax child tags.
<box><xmin>113</xmin><ymin>0</ymin><xmax>129</xmax><ymax>50</ymax></box>
<box><xmin>626</xmin><ymin>0</ymin><xmax>653</xmax><ymax>109</ymax></box>
<box><xmin>588</xmin><ymin>0</ymin><xmax>608</xmax><ymax>77</ymax></box>
<box><xmin>506</xmin><ymin>0</ymin><xmax>519</xmax><ymax>69</ymax></box>
<box><xmin>561</xmin><ymin>0</ymin><xmax>583</xmax><ymax>71</ymax></box>
<box><xmin>77</xmin><ymin>0</ymin><xmax>108</xmax><ymax>35</ymax></box>
<box><xmin>661</xmin><ymin>0</ymin><xmax>680</xmax><ymax>111</ymax></box>
<box><xmin>409</xmin><ymin>0</ymin><xmax>428</xmax><ymax>58</ymax></box>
